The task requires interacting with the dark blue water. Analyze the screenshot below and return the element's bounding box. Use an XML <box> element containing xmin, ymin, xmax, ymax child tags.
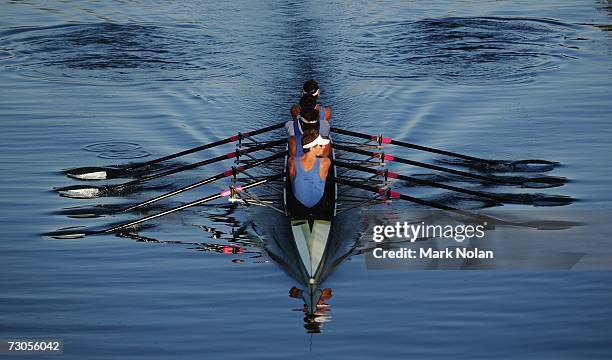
<box><xmin>1</xmin><ymin>1</ymin><xmax>611</xmax><ymax>358</ymax></box>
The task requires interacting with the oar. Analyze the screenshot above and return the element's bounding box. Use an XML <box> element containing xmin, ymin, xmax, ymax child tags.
<box><xmin>336</xmin><ymin>160</ymin><xmax>503</xmax><ymax>204</ymax></box>
<box><xmin>102</xmin><ymin>172</ymin><xmax>285</xmax><ymax>233</ymax></box>
<box><xmin>337</xmin><ymin>177</ymin><xmax>459</xmax><ymax>211</ymax></box>
<box><xmin>331</xmin><ymin>127</ymin><xmax>558</xmax><ymax>168</ymax></box>
<box><xmin>66</xmin><ymin>122</ymin><xmax>285</xmax><ymax>180</ymax></box>
<box><xmin>57</xmin><ymin>139</ymin><xmax>285</xmax><ymax>198</ymax></box>
<box><xmin>121</xmin><ymin>151</ymin><xmax>287</xmax><ymax>212</ymax></box>
<box><xmin>335</xmin><ymin>178</ymin><xmax>576</xmax><ymax>229</ymax></box>
<box><xmin>333</xmin><ymin>144</ymin><xmax>564</xmax><ymax>189</ymax></box>
<box><xmin>335</xmin><ymin>160</ymin><xmax>572</xmax><ymax>207</ymax></box>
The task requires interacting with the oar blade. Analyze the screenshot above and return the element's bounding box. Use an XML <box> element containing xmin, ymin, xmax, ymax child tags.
<box><xmin>65</xmin><ymin>166</ymin><xmax>127</xmax><ymax>180</ymax></box>
<box><xmin>522</xmin><ymin>176</ymin><xmax>567</xmax><ymax>189</ymax></box>
<box><xmin>55</xmin><ymin>184</ymin><xmax>104</xmax><ymax>198</ymax></box>
<box><xmin>434</xmin><ymin>157</ymin><xmax>560</xmax><ymax>173</ymax></box>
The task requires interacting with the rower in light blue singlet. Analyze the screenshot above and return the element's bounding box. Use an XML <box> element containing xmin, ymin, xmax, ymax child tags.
<box><xmin>292</xmin><ymin>156</ymin><xmax>325</xmax><ymax>208</ymax></box>
<box><xmin>290</xmin><ymin>130</ymin><xmax>331</xmax><ymax>208</ymax></box>
<box><xmin>293</xmin><ymin>117</ymin><xmax>321</xmax><ymax>158</ymax></box>
<box><xmin>289</xmin><ymin>104</ymin><xmax>330</xmax><ymax>158</ymax></box>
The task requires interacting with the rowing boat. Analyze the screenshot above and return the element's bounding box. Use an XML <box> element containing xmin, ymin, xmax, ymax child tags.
<box><xmin>283</xmin><ymin>142</ymin><xmax>337</xmax><ymax>314</ymax></box>
<box><xmin>56</xmin><ymin>120</ymin><xmax>570</xmax><ymax>320</ymax></box>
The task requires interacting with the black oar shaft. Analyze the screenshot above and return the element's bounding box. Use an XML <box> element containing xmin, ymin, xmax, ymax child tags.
<box><xmin>335</xmin><ymin>177</ymin><xmax>458</xmax><ymax>211</ymax></box>
<box><xmin>124</xmin><ymin>122</ymin><xmax>285</xmax><ymax>171</ymax></box>
<box><xmin>335</xmin><ymin>160</ymin><xmax>504</xmax><ymax>202</ymax></box>
<box><xmin>111</xmin><ymin>139</ymin><xmax>284</xmax><ymax>191</ymax></box>
<box><xmin>331</xmin><ymin>127</ymin><xmax>492</xmax><ymax>163</ymax></box>
<box><xmin>336</xmin><ymin>177</ymin><xmax>516</xmax><ymax>230</ymax></box>
<box><xmin>104</xmin><ymin>172</ymin><xmax>285</xmax><ymax>233</ymax></box>
<box><xmin>334</xmin><ymin>144</ymin><xmax>521</xmax><ymax>186</ymax></box>
<box><xmin>122</xmin><ymin>151</ymin><xmax>287</xmax><ymax>212</ymax></box>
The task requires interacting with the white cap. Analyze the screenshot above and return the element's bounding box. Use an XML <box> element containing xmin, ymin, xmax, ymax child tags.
<box><xmin>296</xmin><ymin>114</ymin><xmax>318</xmax><ymax>124</ymax></box>
<box><xmin>303</xmin><ymin>135</ymin><xmax>330</xmax><ymax>149</ymax></box>
<box><xmin>301</xmin><ymin>88</ymin><xmax>320</xmax><ymax>97</ymax></box>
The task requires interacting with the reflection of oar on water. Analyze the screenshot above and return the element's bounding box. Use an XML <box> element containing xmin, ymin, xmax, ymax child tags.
<box><xmin>331</xmin><ymin>127</ymin><xmax>559</xmax><ymax>171</ymax></box>
<box><xmin>65</xmin><ymin>122</ymin><xmax>285</xmax><ymax>180</ymax></box>
<box><xmin>333</xmin><ymin>144</ymin><xmax>566</xmax><ymax>189</ymax></box>
<box><xmin>434</xmin><ymin>157</ymin><xmax>557</xmax><ymax>173</ymax></box>
<box><xmin>57</xmin><ymin>139</ymin><xmax>284</xmax><ymax>198</ymax></box>
<box><xmin>335</xmin><ymin>160</ymin><xmax>574</xmax><ymax>207</ymax></box>
<box><xmin>102</xmin><ymin>173</ymin><xmax>285</xmax><ymax>233</ymax></box>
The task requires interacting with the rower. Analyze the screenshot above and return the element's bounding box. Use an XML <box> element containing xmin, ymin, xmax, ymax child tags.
<box><xmin>301</xmin><ymin>79</ymin><xmax>331</xmax><ymax>122</ymax></box>
<box><xmin>286</xmin><ymin>101</ymin><xmax>331</xmax><ymax>158</ymax></box>
<box><xmin>285</xmin><ymin>78</ymin><xmax>332</xmax><ymax>151</ymax></box>
<box><xmin>288</xmin><ymin>129</ymin><xmax>331</xmax><ymax>209</ymax></box>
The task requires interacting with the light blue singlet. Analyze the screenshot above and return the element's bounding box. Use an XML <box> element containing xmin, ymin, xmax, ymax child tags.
<box><xmin>318</xmin><ymin>105</ymin><xmax>327</xmax><ymax>121</ymax></box>
<box><xmin>293</xmin><ymin>120</ymin><xmax>320</xmax><ymax>158</ymax></box>
<box><xmin>293</xmin><ymin>104</ymin><xmax>329</xmax><ymax>157</ymax></box>
<box><xmin>292</xmin><ymin>157</ymin><xmax>325</xmax><ymax>208</ymax></box>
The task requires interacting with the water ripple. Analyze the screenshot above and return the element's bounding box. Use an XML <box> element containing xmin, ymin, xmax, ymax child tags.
<box><xmin>348</xmin><ymin>16</ymin><xmax>583</xmax><ymax>85</ymax></box>
<box><xmin>83</xmin><ymin>141</ymin><xmax>151</xmax><ymax>159</ymax></box>
<box><xmin>0</xmin><ymin>22</ymin><xmax>242</xmax><ymax>82</ymax></box>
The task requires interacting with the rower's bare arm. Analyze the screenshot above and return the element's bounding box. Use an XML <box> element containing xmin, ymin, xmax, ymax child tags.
<box><xmin>319</xmin><ymin>157</ymin><xmax>331</xmax><ymax>180</ymax></box>
<box><xmin>288</xmin><ymin>157</ymin><xmax>296</xmax><ymax>178</ymax></box>
<box><xmin>290</xmin><ymin>104</ymin><xmax>300</xmax><ymax>119</ymax></box>
<box><xmin>288</xmin><ymin>136</ymin><xmax>296</xmax><ymax>158</ymax></box>
<box><xmin>321</xmin><ymin>143</ymin><xmax>331</xmax><ymax>158</ymax></box>
<box><xmin>324</xmin><ymin>107</ymin><xmax>331</xmax><ymax>122</ymax></box>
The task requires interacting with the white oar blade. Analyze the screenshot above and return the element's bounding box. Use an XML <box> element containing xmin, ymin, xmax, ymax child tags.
<box><xmin>68</xmin><ymin>170</ymin><xmax>108</xmax><ymax>180</ymax></box>
<box><xmin>56</xmin><ymin>185</ymin><xmax>102</xmax><ymax>198</ymax></box>
<box><xmin>65</xmin><ymin>167</ymin><xmax>116</xmax><ymax>180</ymax></box>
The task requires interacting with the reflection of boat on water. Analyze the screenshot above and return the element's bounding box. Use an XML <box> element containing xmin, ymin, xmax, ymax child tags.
<box><xmin>248</xmin><ymin>148</ymin><xmax>362</xmax><ymax>317</ymax></box>
<box><xmin>249</xmin><ymin>201</ymin><xmax>361</xmax><ymax>318</ymax></box>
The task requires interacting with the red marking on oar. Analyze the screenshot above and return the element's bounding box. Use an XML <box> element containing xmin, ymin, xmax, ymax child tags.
<box><xmin>223</xmin><ymin>166</ymin><xmax>246</xmax><ymax>177</ymax></box>
<box><xmin>371</xmin><ymin>152</ymin><xmax>394</xmax><ymax>161</ymax></box>
<box><xmin>222</xmin><ymin>245</ymin><xmax>244</xmax><ymax>254</ymax></box>
<box><xmin>226</xmin><ymin>152</ymin><xmax>237</xmax><ymax>159</ymax></box>
<box><xmin>376</xmin><ymin>170</ymin><xmax>398</xmax><ymax>178</ymax></box>
<box><xmin>378</xmin><ymin>188</ymin><xmax>400</xmax><ymax>199</ymax></box>
<box><xmin>220</xmin><ymin>186</ymin><xmax>244</xmax><ymax>197</ymax></box>
<box><xmin>230</xmin><ymin>135</ymin><xmax>240</xmax><ymax>141</ymax></box>
<box><xmin>370</xmin><ymin>135</ymin><xmax>392</xmax><ymax>144</ymax></box>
